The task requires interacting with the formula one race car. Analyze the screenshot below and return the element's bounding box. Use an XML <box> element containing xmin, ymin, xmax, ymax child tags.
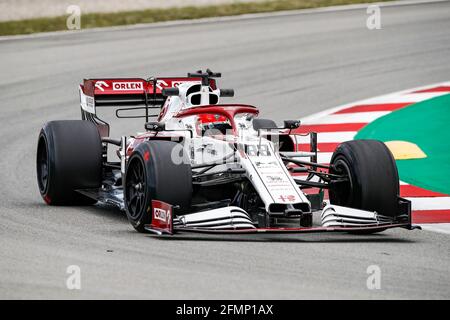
<box><xmin>36</xmin><ymin>69</ymin><xmax>416</xmax><ymax>235</ymax></box>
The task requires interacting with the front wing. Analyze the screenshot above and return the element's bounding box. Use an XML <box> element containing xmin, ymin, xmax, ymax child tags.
<box><xmin>144</xmin><ymin>200</ymin><xmax>419</xmax><ymax>236</ymax></box>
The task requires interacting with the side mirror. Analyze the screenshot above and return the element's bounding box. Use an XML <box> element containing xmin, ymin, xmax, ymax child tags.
<box><xmin>283</xmin><ymin>120</ymin><xmax>301</xmax><ymax>129</ymax></box>
<box><xmin>162</xmin><ymin>87</ymin><xmax>179</xmax><ymax>96</ymax></box>
<box><xmin>219</xmin><ymin>89</ymin><xmax>234</xmax><ymax>97</ymax></box>
<box><xmin>145</xmin><ymin>122</ymin><xmax>165</xmax><ymax>131</ymax></box>
<box><xmin>253</xmin><ymin>118</ymin><xmax>278</xmax><ymax>130</ymax></box>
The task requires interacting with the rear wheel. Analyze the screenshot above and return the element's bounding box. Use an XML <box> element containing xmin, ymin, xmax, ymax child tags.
<box><xmin>124</xmin><ymin>141</ymin><xmax>192</xmax><ymax>232</ymax></box>
<box><xmin>36</xmin><ymin>120</ymin><xmax>102</xmax><ymax>205</ymax></box>
<box><xmin>329</xmin><ymin>140</ymin><xmax>399</xmax><ymax>232</ymax></box>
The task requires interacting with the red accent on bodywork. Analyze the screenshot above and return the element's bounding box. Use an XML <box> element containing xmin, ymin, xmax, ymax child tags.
<box><xmin>176</xmin><ymin>104</ymin><xmax>259</xmax><ymax>135</ymax></box>
<box><xmin>81</xmin><ymin>81</ymin><xmax>95</xmax><ymax>96</ymax></box>
<box><xmin>177</xmin><ymin>104</ymin><xmax>258</xmax><ymax>118</ymax></box>
<box><xmin>143</xmin><ymin>151</ymin><xmax>150</xmax><ymax>162</ymax></box>
<box><xmin>148</xmin><ymin>200</ymin><xmax>173</xmax><ymax>234</ymax></box>
<box><xmin>197</xmin><ymin>113</ymin><xmax>228</xmax><ymax>124</ymax></box>
<box><xmin>84</xmin><ymin>77</ymin><xmax>217</xmax><ymax>96</ymax></box>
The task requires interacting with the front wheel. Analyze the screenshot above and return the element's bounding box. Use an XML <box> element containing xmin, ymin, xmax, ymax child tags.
<box><xmin>124</xmin><ymin>141</ymin><xmax>192</xmax><ymax>232</ymax></box>
<box><xmin>329</xmin><ymin>140</ymin><xmax>400</xmax><ymax>231</ymax></box>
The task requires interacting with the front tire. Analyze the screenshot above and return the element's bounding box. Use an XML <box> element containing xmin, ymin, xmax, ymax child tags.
<box><xmin>124</xmin><ymin>140</ymin><xmax>192</xmax><ymax>232</ymax></box>
<box><xmin>329</xmin><ymin>139</ymin><xmax>399</xmax><ymax>219</ymax></box>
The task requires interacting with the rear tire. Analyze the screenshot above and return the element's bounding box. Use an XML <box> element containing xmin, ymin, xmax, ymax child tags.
<box><xmin>36</xmin><ymin>120</ymin><xmax>102</xmax><ymax>205</ymax></box>
<box><xmin>124</xmin><ymin>141</ymin><xmax>192</xmax><ymax>232</ymax></box>
<box><xmin>329</xmin><ymin>140</ymin><xmax>399</xmax><ymax>232</ymax></box>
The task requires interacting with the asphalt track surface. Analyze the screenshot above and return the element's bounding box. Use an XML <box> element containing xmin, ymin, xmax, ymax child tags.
<box><xmin>1</xmin><ymin>1</ymin><xmax>449</xmax><ymax>299</ymax></box>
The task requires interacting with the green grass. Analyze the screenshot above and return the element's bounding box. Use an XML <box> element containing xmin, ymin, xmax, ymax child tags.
<box><xmin>355</xmin><ymin>93</ymin><xmax>450</xmax><ymax>195</ymax></box>
<box><xmin>0</xmin><ymin>0</ymin><xmax>392</xmax><ymax>36</ymax></box>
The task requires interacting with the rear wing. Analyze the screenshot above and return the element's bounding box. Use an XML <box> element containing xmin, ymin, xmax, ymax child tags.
<box><xmin>80</xmin><ymin>77</ymin><xmax>217</xmax><ymax>110</ymax></box>
<box><xmin>79</xmin><ymin>77</ymin><xmax>217</xmax><ymax>137</ymax></box>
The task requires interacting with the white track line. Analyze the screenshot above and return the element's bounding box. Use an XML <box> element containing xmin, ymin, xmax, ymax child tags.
<box><xmin>358</xmin><ymin>92</ymin><xmax>447</xmax><ymax>104</ymax></box>
<box><xmin>407</xmin><ymin>197</ymin><xmax>450</xmax><ymax>211</ymax></box>
<box><xmin>302</xmin><ymin>111</ymin><xmax>390</xmax><ymax>125</ymax></box>
<box><xmin>299</xmin><ymin>81</ymin><xmax>450</xmax><ymax>123</ymax></box>
<box><xmin>296</xmin><ymin>132</ymin><xmax>356</xmax><ymax>144</ymax></box>
<box><xmin>317</xmin><ymin>153</ymin><xmax>333</xmax><ymax>164</ymax></box>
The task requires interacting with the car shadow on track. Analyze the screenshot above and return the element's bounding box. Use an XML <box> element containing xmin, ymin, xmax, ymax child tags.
<box><xmin>149</xmin><ymin>233</ymin><xmax>417</xmax><ymax>243</ymax></box>
<box><xmin>32</xmin><ymin>201</ymin><xmax>128</xmax><ymax>222</ymax></box>
<box><xmin>91</xmin><ymin>203</ymin><xmax>128</xmax><ymax>220</ymax></box>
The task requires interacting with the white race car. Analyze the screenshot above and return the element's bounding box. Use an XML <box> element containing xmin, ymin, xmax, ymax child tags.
<box><xmin>36</xmin><ymin>69</ymin><xmax>417</xmax><ymax>236</ymax></box>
